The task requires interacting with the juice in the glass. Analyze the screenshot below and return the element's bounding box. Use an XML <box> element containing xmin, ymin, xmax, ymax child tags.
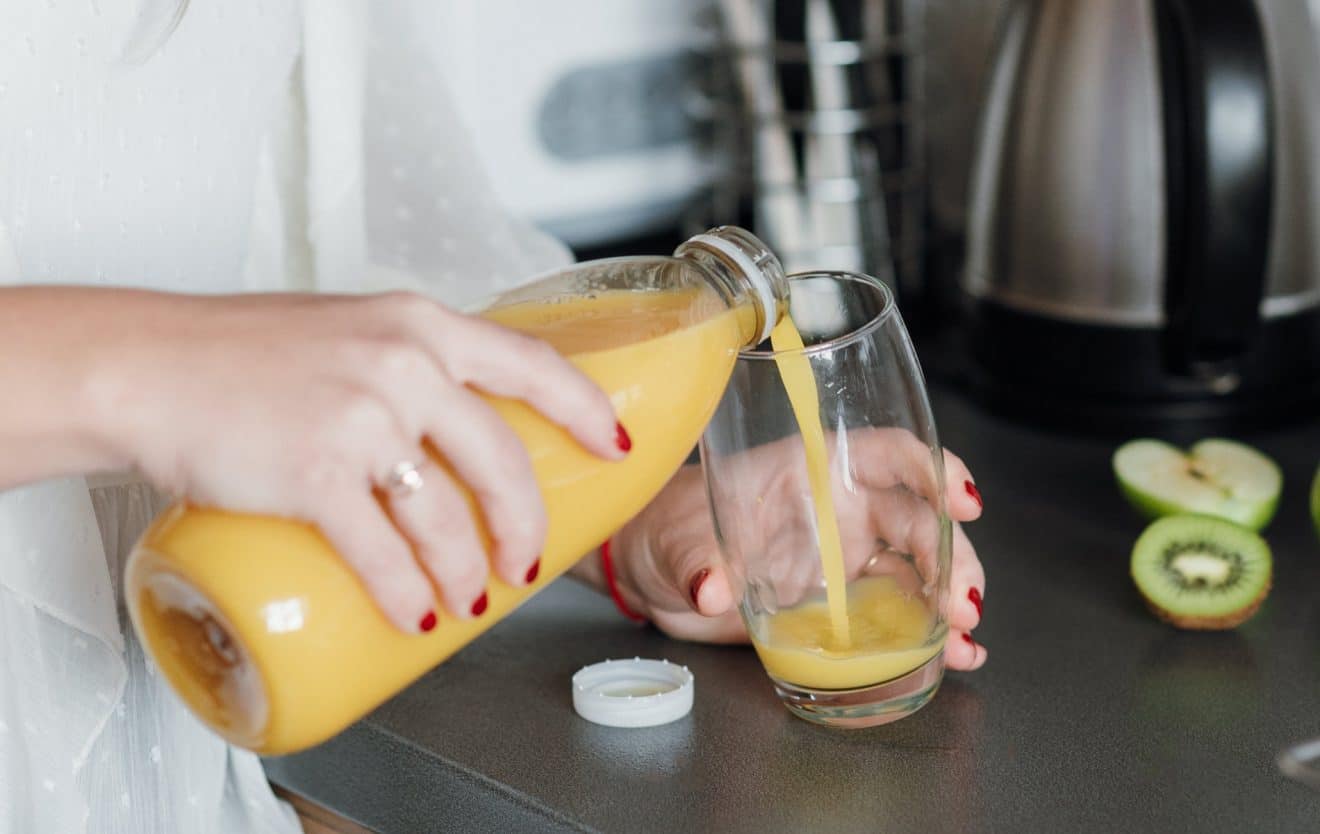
<box><xmin>752</xmin><ymin>576</ymin><xmax>945</xmax><ymax>689</ymax></box>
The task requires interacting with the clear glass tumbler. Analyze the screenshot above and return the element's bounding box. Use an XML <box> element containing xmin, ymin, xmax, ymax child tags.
<box><xmin>699</xmin><ymin>271</ymin><xmax>951</xmax><ymax>728</ymax></box>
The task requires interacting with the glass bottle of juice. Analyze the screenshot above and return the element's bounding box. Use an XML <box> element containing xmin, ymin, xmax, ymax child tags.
<box><xmin>125</xmin><ymin>226</ymin><xmax>788</xmax><ymax>755</ymax></box>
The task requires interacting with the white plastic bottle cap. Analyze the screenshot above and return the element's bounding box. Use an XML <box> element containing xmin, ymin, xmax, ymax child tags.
<box><xmin>571</xmin><ymin>658</ymin><xmax>694</xmax><ymax>728</ymax></box>
<box><xmin>687</xmin><ymin>232</ymin><xmax>780</xmax><ymax>344</ymax></box>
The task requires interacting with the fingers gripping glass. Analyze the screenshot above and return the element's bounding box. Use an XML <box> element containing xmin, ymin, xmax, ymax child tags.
<box><xmin>699</xmin><ymin>272</ymin><xmax>952</xmax><ymax>727</ymax></box>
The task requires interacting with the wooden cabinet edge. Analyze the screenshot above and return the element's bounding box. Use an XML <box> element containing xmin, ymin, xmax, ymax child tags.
<box><xmin>274</xmin><ymin>785</ymin><xmax>377</xmax><ymax>834</ymax></box>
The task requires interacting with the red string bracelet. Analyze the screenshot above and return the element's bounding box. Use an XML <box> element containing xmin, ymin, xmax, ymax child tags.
<box><xmin>600</xmin><ymin>539</ymin><xmax>648</xmax><ymax>624</ymax></box>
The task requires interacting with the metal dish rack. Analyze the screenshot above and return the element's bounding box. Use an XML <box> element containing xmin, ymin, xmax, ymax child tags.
<box><xmin>689</xmin><ymin>0</ymin><xmax>925</xmax><ymax>306</ymax></box>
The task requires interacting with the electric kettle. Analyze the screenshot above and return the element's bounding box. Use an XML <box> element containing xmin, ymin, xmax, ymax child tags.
<box><xmin>962</xmin><ymin>0</ymin><xmax>1320</xmax><ymax>428</ymax></box>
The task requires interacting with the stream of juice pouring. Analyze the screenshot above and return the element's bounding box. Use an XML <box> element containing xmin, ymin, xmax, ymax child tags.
<box><xmin>769</xmin><ymin>316</ymin><xmax>852</xmax><ymax>649</ymax></box>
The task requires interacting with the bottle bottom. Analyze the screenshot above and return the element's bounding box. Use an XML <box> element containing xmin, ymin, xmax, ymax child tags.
<box><xmin>128</xmin><ymin>564</ymin><xmax>269</xmax><ymax>749</ymax></box>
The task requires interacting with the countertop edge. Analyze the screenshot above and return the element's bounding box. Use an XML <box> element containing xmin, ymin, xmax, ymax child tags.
<box><xmin>265</xmin><ymin>721</ymin><xmax>595</xmax><ymax>834</ymax></box>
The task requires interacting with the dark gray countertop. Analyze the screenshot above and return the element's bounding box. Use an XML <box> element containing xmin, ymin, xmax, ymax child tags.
<box><xmin>265</xmin><ymin>387</ymin><xmax>1320</xmax><ymax>833</ymax></box>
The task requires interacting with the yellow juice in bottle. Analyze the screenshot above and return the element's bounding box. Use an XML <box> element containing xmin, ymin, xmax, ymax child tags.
<box><xmin>749</xmin><ymin>317</ymin><xmax>946</xmax><ymax>691</ymax></box>
<box><xmin>127</xmin><ymin>287</ymin><xmax>753</xmax><ymax>755</ymax></box>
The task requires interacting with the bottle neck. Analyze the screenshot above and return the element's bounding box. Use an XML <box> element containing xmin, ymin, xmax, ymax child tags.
<box><xmin>675</xmin><ymin>226</ymin><xmax>789</xmax><ymax>347</ymax></box>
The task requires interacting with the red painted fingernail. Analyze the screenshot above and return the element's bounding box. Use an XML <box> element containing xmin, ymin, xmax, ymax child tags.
<box><xmin>470</xmin><ymin>591</ymin><xmax>489</xmax><ymax>618</ymax></box>
<box><xmin>962</xmin><ymin>632</ymin><xmax>975</xmax><ymax>645</ymax></box>
<box><xmin>968</xmin><ymin>587</ymin><xmax>983</xmax><ymax>618</ymax></box>
<box><xmin>524</xmin><ymin>558</ymin><xmax>541</xmax><ymax>585</ymax></box>
<box><xmin>965</xmin><ymin>480</ymin><xmax>983</xmax><ymax>509</ymax></box>
<box><xmin>689</xmin><ymin>568</ymin><xmax>711</xmax><ymax>609</ymax></box>
<box><xmin>418</xmin><ymin>610</ymin><xmax>437</xmax><ymax>633</ymax></box>
<box><xmin>615</xmin><ymin>421</ymin><xmax>632</xmax><ymax>453</ymax></box>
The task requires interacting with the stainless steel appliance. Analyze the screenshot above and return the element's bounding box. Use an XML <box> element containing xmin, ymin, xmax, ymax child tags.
<box><xmin>962</xmin><ymin>0</ymin><xmax>1320</xmax><ymax>428</ymax></box>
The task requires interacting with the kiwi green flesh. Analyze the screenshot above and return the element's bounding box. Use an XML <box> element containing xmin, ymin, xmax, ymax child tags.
<box><xmin>1131</xmin><ymin>515</ymin><xmax>1271</xmax><ymax>630</ymax></box>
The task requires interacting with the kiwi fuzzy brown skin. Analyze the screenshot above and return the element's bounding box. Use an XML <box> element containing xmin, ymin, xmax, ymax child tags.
<box><xmin>1141</xmin><ymin>577</ymin><xmax>1270</xmax><ymax>630</ymax></box>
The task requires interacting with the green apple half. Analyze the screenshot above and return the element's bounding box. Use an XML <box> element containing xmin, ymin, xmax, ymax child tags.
<box><xmin>1311</xmin><ymin>464</ymin><xmax>1319</xmax><ymax>542</ymax></box>
<box><xmin>1113</xmin><ymin>439</ymin><xmax>1282</xmax><ymax>531</ymax></box>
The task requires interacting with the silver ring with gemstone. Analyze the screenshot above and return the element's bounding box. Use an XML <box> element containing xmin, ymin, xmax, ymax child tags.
<box><xmin>384</xmin><ymin>460</ymin><xmax>424</xmax><ymax>498</ymax></box>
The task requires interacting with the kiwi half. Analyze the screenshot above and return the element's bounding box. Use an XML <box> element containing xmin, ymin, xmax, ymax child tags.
<box><xmin>1130</xmin><ymin>515</ymin><xmax>1271</xmax><ymax>630</ymax></box>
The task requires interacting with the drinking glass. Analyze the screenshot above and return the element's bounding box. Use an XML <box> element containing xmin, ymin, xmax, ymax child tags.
<box><xmin>699</xmin><ymin>271</ymin><xmax>951</xmax><ymax>727</ymax></box>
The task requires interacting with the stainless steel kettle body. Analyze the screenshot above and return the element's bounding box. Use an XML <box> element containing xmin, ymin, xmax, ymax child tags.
<box><xmin>962</xmin><ymin>0</ymin><xmax>1320</xmax><ymax>427</ymax></box>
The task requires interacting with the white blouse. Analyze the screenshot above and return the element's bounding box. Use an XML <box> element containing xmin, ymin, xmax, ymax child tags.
<box><xmin>0</xmin><ymin>2</ymin><xmax>572</xmax><ymax>832</ymax></box>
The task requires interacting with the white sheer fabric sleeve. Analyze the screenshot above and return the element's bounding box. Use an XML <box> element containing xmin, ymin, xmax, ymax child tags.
<box><xmin>297</xmin><ymin>0</ymin><xmax>575</xmax><ymax>305</ymax></box>
<box><xmin>0</xmin><ymin>1</ymin><xmax>575</xmax><ymax>831</ymax></box>
<box><xmin>0</xmin><ymin>2</ymin><xmax>302</xmax><ymax>830</ymax></box>
<box><xmin>0</xmin><ymin>479</ymin><xmax>126</xmax><ymax>833</ymax></box>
